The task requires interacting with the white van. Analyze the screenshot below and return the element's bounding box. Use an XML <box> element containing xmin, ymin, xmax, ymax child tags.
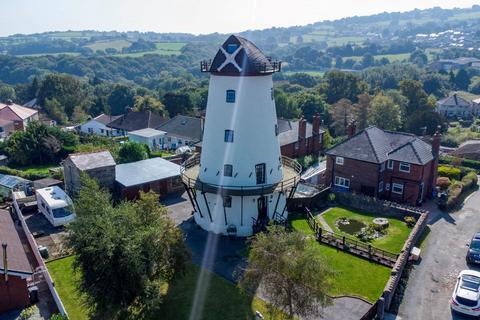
<box><xmin>35</xmin><ymin>186</ymin><xmax>76</xmax><ymax>227</ymax></box>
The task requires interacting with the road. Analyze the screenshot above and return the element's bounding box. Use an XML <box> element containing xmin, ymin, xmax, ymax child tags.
<box><xmin>394</xmin><ymin>189</ymin><xmax>480</xmax><ymax>320</ymax></box>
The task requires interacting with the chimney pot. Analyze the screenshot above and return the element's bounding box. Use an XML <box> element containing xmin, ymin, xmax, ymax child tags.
<box><xmin>6</xmin><ymin>99</ymin><xmax>13</xmax><ymax>106</ymax></box>
<box><xmin>347</xmin><ymin>120</ymin><xmax>357</xmax><ymax>138</ymax></box>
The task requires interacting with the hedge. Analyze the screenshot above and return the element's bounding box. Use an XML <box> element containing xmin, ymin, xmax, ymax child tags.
<box><xmin>444</xmin><ymin>172</ymin><xmax>479</xmax><ymax>210</ymax></box>
<box><xmin>440</xmin><ymin>156</ymin><xmax>480</xmax><ymax>171</ymax></box>
<box><xmin>0</xmin><ymin>166</ymin><xmax>49</xmax><ymax>181</ymax></box>
<box><xmin>438</xmin><ymin>166</ymin><xmax>462</xmax><ymax>180</ymax></box>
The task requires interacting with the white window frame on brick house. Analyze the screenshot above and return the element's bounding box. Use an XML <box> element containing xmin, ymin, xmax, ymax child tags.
<box><xmin>399</xmin><ymin>162</ymin><xmax>411</xmax><ymax>173</ymax></box>
<box><xmin>379</xmin><ymin>181</ymin><xmax>384</xmax><ymax>192</ymax></box>
<box><xmin>386</xmin><ymin>183</ymin><xmax>390</xmax><ymax>191</ymax></box>
<box><xmin>336</xmin><ymin>157</ymin><xmax>344</xmax><ymax>165</ymax></box>
<box><xmin>387</xmin><ymin>159</ymin><xmax>394</xmax><ymax>170</ymax></box>
<box><xmin>334</xmin><ymin>176</ymin><xmax>350</xmax><ymax>188</ymax></box>
<box><xmin>392</xmin><ymin>183</ymin><xmax>404</xmax><ymax>195</ymax></box>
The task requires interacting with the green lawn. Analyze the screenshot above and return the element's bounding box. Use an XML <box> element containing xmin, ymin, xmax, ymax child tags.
<box><xmin>85</xmin><ymin>39</ymin><xmax>131</xmax><ymax>51</ymax></box>
<box><xmin>47</xmin><ymin>256</ymin><xmax>286</xmax><ymax>320</ymax></box>
<box><xmin>290</xmin><ymin>215</ymin><xmax>391</xmax><ymax>302</ymax></box>
<box><xmin>9</xmin><ymin>163</ymin><xmax>57</xmax><ymax>177</ymax></box>
<box><xmin>320</xmin><ymin>207</ymin><xmax>412</xmax><ymax>254</ymax></box>
<box><xmin>47</xmin><ymin>256</ymin><xmax>89</xmax><ymax>320</ymax></box>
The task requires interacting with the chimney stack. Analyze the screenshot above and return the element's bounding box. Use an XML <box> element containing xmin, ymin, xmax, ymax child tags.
<box><xmin>312</xmin><ymin>113</ymin><xmax>321</xmax><ymax>155</ymax></box>
<box><xmin>5</xmin><ymin>99</ymin><xmax>13</xmax><ymax>106</ymax></box>
<box><xmin>430</xmin><ymin>125</ymin><xmax>442</xmax><ymax>198</ymax></box>
<box><xmin>432</xmin><ymin>125</ymin><xmax>442</xmax><ymax>158</ymax></box>
<box><xmin>298</xmin><ymin>117</ymin><xmax>307</xmax><ymax>156</ymax></box>
<box><xmin>346</xmin><ymin>120</ymin><xmax>357</xmax><ymax>138</ymax></box>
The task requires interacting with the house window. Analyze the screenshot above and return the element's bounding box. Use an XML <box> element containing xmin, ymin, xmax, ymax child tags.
<box><xmin>227</xmin><ymin>43</ymin><xmax>238</xmax><ymax>54</ymax></box>
<box><xmin>379</xmin><ymin>181</ymin><xmax>384</xmax><ymax>192</ymax></box>
<box><xmin>336</xmin><ymin>157</ymin><xmax>344</xmax><ymax>165</ymax></box>
<box><xmin>334</xmin><ymin>176</ymin><xmax>350</xmax><ymax>188</ymax></box>
<box><xmin>387</xmin><ymin>160</ymin><xmax>394</xmax><ymax>170</ymax></box>
<box><xmin>178</xmin><ymin>140</ymin><xmax>182</xmax><ymax>144</ymax></box>
<box><xmin>386</xmin><ymin>183</ymin><xmax>390</xmax><ymax>191</ymax></box>
<box><xmin>224</xmin><ymin>164</ymin><xmax>233</xmax><ymax>177</ymax></box>
<box><xmin>226</xmin><ymin>90</ymin><xmax>236</xmax><ymax>103</ymax></box>
<box><xmin>392</xmin><ymin>183</ymin><xmax>404</xmax><ymax>195</ymax></box>
<box><xmin>399</xmin><ymin>162</ymin><xmax>411</xmax><ymax>173</ymax></box>
<box><xmin>223</xmin><ymin>196</ymin><xmax>232</xmax><ymax>208</ymax></box>
<box><xmin>255</xmin><ymin>163</ymin><xmax>266</xmax><ymax>184</ymax></box>
<box><xmin>380</xmin><ymin>162</ymin><xmax>385</xmax><ymax>172</ymax></box>
<box><xmin>100</xmin><ymin>129</ymin><xmax>104</xmax><ymax>134</ymax></box>
<box><xmin>275</xmin><ymin>124</ymin><xmax>279</xmax><ymax>136</ymax></box>
<box><xmin>224</xmin><ymin>130</ymin><xmax>234</xmax><ymax>142</ymax></box>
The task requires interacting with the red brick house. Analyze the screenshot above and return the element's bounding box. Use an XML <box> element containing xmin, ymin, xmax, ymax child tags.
<box><xmin>278</xmin><ymin>113</ymin><xmax>324</xmax><ymax>159</ymax></box>
<box><xmin>325</xmin><ymin>124</ymin><xmax>440</xmax><ymax>206</ymax></box>
<box><xmin>0</xmin><ymin>210</ymin><xmax>33</xmax><ymax>313</ymax></box>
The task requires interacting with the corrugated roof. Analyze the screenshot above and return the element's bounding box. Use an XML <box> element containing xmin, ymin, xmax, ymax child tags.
<box><xmin>115</xmin><ymin>157</ymin><xmax>181</xmax><ymax>187</ymax></box>
<box><xmin>0</xmin><ymin>210</ymin><xmax>33</xmax><ymax>275</ymax></box>
<box><xmin>68</xmin><ymin>150</ymin><xmax>116</xmax><ymax>171</ymax></box>
<box><xmin>0</xmin><ymin>174</ymin><xmax>29</xmax><ymax>189</ymax></box>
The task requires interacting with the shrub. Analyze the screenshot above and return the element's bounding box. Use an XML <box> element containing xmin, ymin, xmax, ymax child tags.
<box><xmin>436</xmin><ymin>177</ymin><xmax>451</xmax><ymax>190</ymax></box>
<box><xmin>404</xmin><ymin>216</ymin><xmax>417</xmax><ymax>228</ymax></box>
<box><xmin>19</xmin><ymin>306</ymin><xmax>38</xmax><ymax>320</ymax></box>
<box><xmin>327</xmin><ymin>193</ymin><xmax>336</xmax><ymax>202</ymax></box>
<box><xmin>461</xmin><ymin>172</ymin><xmax>478</xmax><ymax>190</ymax></box>
<box><xmin>438</xmin><ymin>165</ymin><xmax>461</xmax><ymax>180</ymax></box>
<box><xmin>0</xmin><ymin>166</ymin><xmax>49</xmax><ymax>180</ymax></box>
<box><xmin>50</xmin><ymin>314</ymin><xmax>69</xmax><ymax>320</ymax></box>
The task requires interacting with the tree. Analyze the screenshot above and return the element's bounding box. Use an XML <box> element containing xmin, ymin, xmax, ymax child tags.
<box><xmin>368</xmin><ymin>94</ymin><xmax>402</xmax><ymax>131</ymax></box>
<box><xmin>322</xmin><ymin>70</ymin><xmax>366</xmax><ymax>104</ymax></box>
<box><xmin>118</xmin><ymin>142</ymin><xmax>148</xmax><ymax>164</ymax></box>
<box><xmin>288</xmin><ymin>73</ymin><xmax>317</xmax><ymax>88</ymax></box>
<box><xmin>405</xmin><ymin>109</ymin><xmax>445</xmax><ymax>135</ymax></box>
<box><xmin>275</xmin><ymin>89</ymin><xmax>301</xmax><ymax>119</ymax></box>
<box><xmin>163</xmin><ymin>91</ymin><xmax>193</xmax><ymax>117</ymax></box>
<box><xmin>361</xmin><ymin>53</ymin><xmax>374</xmax><ymax>68</ymax></box>
<box><xmin>0</xmin><ymin>84</ymin><xmax>16</xmax><ymax>102</ymax></box>
<box><xmin>240</xmin><ymin>225</ymin><xmax>334</xmax><ymax>319</ymax></box>
<box><xmin>409</xmin><ymin>49</ymin><xmax>428</xmax><ymax>66</ymax></box>
<box><xmin>133</xmin><ymin>95</ymin><xmax>166</xmax><ymax>114</ymax></box>
<box><xmin>108</xmin><ymin>84</ymin><xmax>135</xmax><ymax>115</ymax></box>
<box><xmin>469</xmin><ymin>76</ymin><xmax>480</xmax><ymax>94</ymax></box>
<box><xmin>352</xmin><ymin>93</ymin><xmax>371</xmax><ymax>130</ymax></box>
<box><xmin>44</xmin><ymin>98</ymin><xmax>67</xmax><ymax>124</ymax></box>
<box><xmin>399</xmin><ymin>79</ymin><xmax>429</xmax><ymax>115</ymax></box>
<box><xmin>293</xmin><ymin>92</ymin><xmax>329</xmax><ymax>123</ymax></box>
<box><xmin>68</xmin><ymin>177</ymin><xmax>189</xmax><ymax>316</ymax></box>
<box><xmin>329</xmin><ymin>98</ymin><xmax>353</xmax><ymax>136</ymax></box>
<box><xmin>454</xmin><ymin>69</ymin><xmax>471</xmax><ymax>91</ymax></box>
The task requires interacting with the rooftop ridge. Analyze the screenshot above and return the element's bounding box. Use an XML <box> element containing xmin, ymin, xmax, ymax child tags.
<box><xmin>364</xmin><ymin>127</ymin><xmax>381</xmax><ymax>163</ymax></box>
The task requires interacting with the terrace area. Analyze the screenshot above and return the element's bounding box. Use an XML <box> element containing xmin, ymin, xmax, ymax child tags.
<box><xmin>181</xmin><ymin>154</ymin><xmax>301</xmax><ymax>196</ymax></box>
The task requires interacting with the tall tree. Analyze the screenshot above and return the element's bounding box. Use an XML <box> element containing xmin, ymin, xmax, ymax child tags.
<box><xmin>163</xmin><ymin>91</ymin><xmax>193</xmax><ymax>117</ymax></box>
<box><xmin>68</xmin><ymin>178</ymin><xmax>189</xmax><ymax>316</ymax></box>
<box><xmin>133</xmin><ymin>95</ymin><xmax>166</xmax><ymax>114</ymax></box>
<box><xmin>240</xmin><ymin>225</ymin><xmax>334</xmax><ymax>319</ymax></box>
<box><xmin>118</xmin><ymin>142</ymin><xmax>148</xmax><ymax>164</ymax></box>
<box><xmin>399</xmin><ymin>79</ymin><xmax>429</xmax><ymax>115</ymax></box>
<box><xmin>368</xmin><ymin>94</ymin><xmax>402</xmax><ymax>131</ymax></box>
<box><xmin>322</xmin><ymin>70</ymin><xmax>366</xmax><ymax>104</ymax></box>
<box><xmin>329</xmin><ymin>98</ymin><xmax>353</xmax><ymax>136</ymax></box>
<box><xmin>275</xmin><ymin>89</ymin><xmax>301</xmax><ymax>119</ymax></box>
<box><xmin>352</xmin><ymin>93</ymin><xmax>371</xmax><ymax>130</ymax></box>
<box><xmin>454</xmin><ymin>69</ymin><xmax>470</xmax><ymax>91</ymax></box>
<box><xmin>108</xmin><ymin>84</ymin><xmax>136</xmax><ymax>116</ymax></box>
<box><xmin>293</xmin><ymin>92</ymin><xmax>329</xmax><ymax>123</ymax></box>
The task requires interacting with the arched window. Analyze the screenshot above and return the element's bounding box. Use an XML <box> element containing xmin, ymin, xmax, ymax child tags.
<box><xmin>226</xmin><ymin>90</ymin><xmax>236</xmax><ymax>103</ymax></box>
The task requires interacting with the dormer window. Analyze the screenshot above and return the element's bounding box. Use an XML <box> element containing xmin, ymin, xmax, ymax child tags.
<box><xmin>227</xmin><ymin>43</ymin><xmax>238</xmax><ymax>54</ymax></box>
<box><xmin>226</xmin><ymin>90</ymin><xmax>236</xmax><ymax>103</ymax></box>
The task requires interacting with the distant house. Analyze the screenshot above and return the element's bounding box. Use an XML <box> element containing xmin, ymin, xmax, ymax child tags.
<box><xmin>0</xmin><ymin>210</ymin><xmax>33</xmax><ymax>314</ymax></box>
<box><xmin>429</xmin><ymin>57</ymin><xmax>480</xmax><ymax>72</ymax></box>
<box><xmin>115</xmin><ymin>157</ymin><xmax>183</xmax><ymax>200</ymax></box>
<box><xmin>128</xmin><ymin>128</ymin><xmax>166</xmax><ymax>150</ymax></box>
<box><xmin>63</xmin><ymin>150</ymin><xmax>116</xmax><ymax>195</ymax></box>
<box><xmin>0</xmin><ymin>100</ymin><xmax>39</xmax><ymax>131</ymax></box>
<box><xmin>79</xmin><ymin>113</ymin><xmax>122</xmax><ymax>136</ymax></box>
<box><xmin>156</xmin><ymin>115</ymin><xmax>203</xmax><ymax>149</ymax></box>
<box><xmin>277</xmin><ymin>114</ymin><xmax>324</xmax><ymax>159</ymax></box>
<box><xmin>451</xmin><ymin>140</ymin><xmax>480</xmax><ymax>161</ymax></box>
<box><xmin>436</xmin><ymin>93</ymin><xmax>473</xmax><ymax>119</ymax></box>
<box><xmin>325</xmin><ymin>124</ymin><xmax>440</xmax><ymax>206</ymax></box>
<box><xmin>107</xmin><ymin>110</ymin><xmax>165</xmax><ymax>136</ymax></box>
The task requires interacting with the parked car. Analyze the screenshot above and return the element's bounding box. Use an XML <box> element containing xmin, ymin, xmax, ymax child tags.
<box><xmin>451</xmin><ymin>270</ymin><xmax>480</xmax><ymax>316</ymax></box>
<box><xmin>466</xmin><ymin>232</ymin><xmax>480</xmax><ymax>264</ymax></box>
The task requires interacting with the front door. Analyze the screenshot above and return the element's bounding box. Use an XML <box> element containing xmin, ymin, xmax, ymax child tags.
<box><xmin>257</xmin><ymin>196</ymin><xmax>268</xmax><ymax>221</ymax></box>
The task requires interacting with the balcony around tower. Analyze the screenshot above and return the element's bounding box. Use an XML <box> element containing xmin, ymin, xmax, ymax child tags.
<box><xmin>181</xmin><ymin>154</ymin><xmax>301</xmax><ymax>197</ymax></box>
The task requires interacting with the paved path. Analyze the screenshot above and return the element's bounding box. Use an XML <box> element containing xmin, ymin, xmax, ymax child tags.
<box><xmin>315</xmin><ymin>208</ymin><xmax>334</xmax><ymax>232</ymax></box>
<box><xmin>393</xmin><ymin>189</ymin><xmax>480</xmax><ymax>320</ymax></box>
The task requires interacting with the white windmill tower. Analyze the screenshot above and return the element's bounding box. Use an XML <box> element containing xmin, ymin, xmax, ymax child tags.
<box><xmin>181</xmin><ymin>35</ymin><xmax>301</xmax><ymax>237</ymax></box>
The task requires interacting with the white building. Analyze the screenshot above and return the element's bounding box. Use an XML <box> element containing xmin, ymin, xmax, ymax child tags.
<box><xmin>128</xmin><ymin>128</ymin><xmax>166</xmax><ymax>150</ymax></box>
<box><xmin>79</xmin><ymin>114</ymin><xmax>122</xmax><ymax>136</ymax></box>
<box><xmin>35</xmin><ymin>186</ymin><xmax>76</xmax><ymax>227</ymax></box>
<box><xmin>181</xmin><ymin>35</ymin><xmax>301</xmax><ymax>237</ymax></box>
<box><xmin>156</xmin><ymin>115</ymin><xmax>203</xmax><ymax>150</ymax></box>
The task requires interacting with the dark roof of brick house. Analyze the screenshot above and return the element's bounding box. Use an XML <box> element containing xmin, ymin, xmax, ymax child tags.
<box><xmin>326</xmin><ymin>126</ymin><xmax>434</xmax><ymax>165</ymax></box>
<box><xmin>0</xmin><ymin>210</ymin><xmax>33</xmax><ymax>275</ymax></box>
<box><xmin>277</xmin><ymin>118</ymin><xmax>324</xmax><ymax>146</ymax></box>
<box><xmin>107</xmin><ymin>110</ymin><xmax>165</xmax><ymax>132</ymax></box>
<box><xmin>437</xmin><ymin>93</ymin><xmax>471</xmax><ymax>107</ymax></box>
<box><xmin>156</xmin><ymin>115</ymin><xmax>203</xmax><ymax>141</ymax></box>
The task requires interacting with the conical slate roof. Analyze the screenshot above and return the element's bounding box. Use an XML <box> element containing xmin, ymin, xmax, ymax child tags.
<box><xmin>206</xmin><ymin>35</ymin><xmax>280</xmax><ymax>76</ymax></box>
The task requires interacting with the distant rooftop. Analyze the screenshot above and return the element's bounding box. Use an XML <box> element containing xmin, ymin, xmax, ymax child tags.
<box><xmin>67</xmin><ymin>150</ymin><xmax>116</xmax><ymax>171</ymax></box>
<box><xmin>0</xmin><ymin>100</ymin><xmax>38</xmax><ymax>120</ymax></box>
<box><xmin>116</xmin><ymin>157</ymin><xmax>181</xmax><ymax>188</ymax></box>
<box><xmin>92</xmin><ymin>113</ymin><xmax>122</xmax><ymax>126</ymax></box>
<box><xmin>129</xmin><ymin>128</ymin><xmax>166</xmax><ymax>138</ymax></box>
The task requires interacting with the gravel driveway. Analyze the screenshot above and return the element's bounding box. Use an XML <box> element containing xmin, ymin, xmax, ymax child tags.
<box><xmin>393</xmin><ymin>189</ymin><xmax>480</xmax><ymax>320</ymax></box>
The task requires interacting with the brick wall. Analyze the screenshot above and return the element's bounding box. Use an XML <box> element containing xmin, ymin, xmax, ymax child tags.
<box><xmin>0</xmin><ymin>275</ymin><xmax>30</xmax><ymax>313</ymax></box>
<box><xmin>326</xmin><ymin>155</ymin><xmax>380</xmax><ymax>194</ymax></box>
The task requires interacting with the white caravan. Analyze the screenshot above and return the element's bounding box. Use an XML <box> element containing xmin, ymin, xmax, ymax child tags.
<box><xmin>35</xmin><ymin>186</ymin><xmax>76</xmax><ymax>227</ymax></box>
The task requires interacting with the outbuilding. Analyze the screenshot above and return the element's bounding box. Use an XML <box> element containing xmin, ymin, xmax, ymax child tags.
<box><xmin>115</xmin><ymin>157</ymin><xmax>183</xmax><ymax>200</ymax></box>
<box><xmin>128</xmin><ymin>128</ymin><xmax>166</xmax><ymax>151</ymax></box>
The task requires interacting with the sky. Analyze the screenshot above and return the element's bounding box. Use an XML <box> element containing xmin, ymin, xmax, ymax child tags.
<box><xmin>1</xmin><ymin>0</ymin><xmax>479</xmax><ymax>37</ymax></box>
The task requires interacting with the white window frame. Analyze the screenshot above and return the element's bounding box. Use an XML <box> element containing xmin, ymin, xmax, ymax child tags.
<box><xmin>379</xmin><ymin>181</ymin><xmax>384</xmax><ymax>192</ymax></box>
<box><xmin>336</xmin><ymin>157</ymin><xmax>344</xmax><ymax>165</ymax></box>
<box><xmin>387</xmin><ymin>160</ymin><xmax>394</xmax><ymax>170</ymax></box>
<box><xmin>386</xmin><ymin>183</ymin><xmax>390</xmax><ymax>191</ymax></box>
<box><xmin>392</xmin><ymin>183</ymin><xmax>404</xmax><ymax>195</ymax></box>
<box><xmin>399</xmin><ymin>162</ymin><xmax>411</xmax><ymax>173</ymax></box>
<box><xmin>334</xmin><ymin>176</ymin><xmax>350</xmax><ymax>188</ymax></box>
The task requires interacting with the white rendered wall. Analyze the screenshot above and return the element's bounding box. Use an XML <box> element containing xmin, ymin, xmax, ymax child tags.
<box><xmin>193</xmin><ymin>190</ymin><xmax>286</xmax><ymax>236</ymax></box>
<box><xmin>199</xmin><ymin>74</ymin><xmax>282</xmax><ymax>187</ymax></box>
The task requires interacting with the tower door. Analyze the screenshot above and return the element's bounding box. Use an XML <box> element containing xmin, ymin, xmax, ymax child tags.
<box><xmin>257</xmin><ymin>196</ymin><xmax>268</xmax><ymax>221</ymax></box>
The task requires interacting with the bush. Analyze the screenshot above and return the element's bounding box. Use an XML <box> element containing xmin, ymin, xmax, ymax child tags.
<box><xmin>50</xmin><ymin>314</ymin><xmax>69</xmax><ymax>320</ymax></box>
<box><xmin>327</xmin><ymin>193</ymin><xmax>336</xmax><ymax>202</ymax></box>
<box><xmin>0</xmin><ymin>166</ymin><xmax>49</xmax><ymax>180</ymax></box>
<box><xmin>446</xmin><ymin>181</ymin><xmax>463</xmax><ymax>209</ymax></box>
<box><xmin>436</xmin><ymin>177</ymin><xmax>451</xmax><ymax>190</ymax></box>
<box><xmin>461</xmin><ymin>172</ymin><xmax>478</xmax><ymax>190</ymax></box>
<box><xmin>404</xmin><ymin>216</ymin><xmax>417</xmax><ymax>228</ymax></box>
<box><xmin>19</xmin><ymin>306</ymin><xmax>38</xmax><ymax>320</ymax></box>
<box><xmin>438</xmin><ymin>165</ymin><xmax>461</xmax><ymax>180</ymax></box>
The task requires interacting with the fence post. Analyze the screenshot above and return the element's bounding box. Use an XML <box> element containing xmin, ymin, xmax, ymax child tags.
<box><xmin>318</xmin><ymin>227</ymin><xmax>322</xmax><ymax>241</ymax></box>
<box><xmin>368</xmin><ymin>244</ymin><xmax>372</xmax><ymax>261</ymax></box>
<box><xmin>342</xmin><ymin>236</ymin><xmax>346</xmax><ymax>247</ymax></box>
